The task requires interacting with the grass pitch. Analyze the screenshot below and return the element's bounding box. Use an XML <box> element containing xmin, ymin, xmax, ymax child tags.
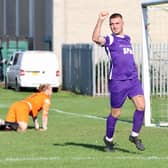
<box><xmin>0</xmin><ymin>88</ymin><xmax>168</xmax><ymax>168</ymax></box>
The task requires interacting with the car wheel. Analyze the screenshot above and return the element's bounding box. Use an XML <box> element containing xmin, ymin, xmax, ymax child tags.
<box><xmin>5</xmin><ymin>77</ymin><xmax>9</xmax><ymax>89</ymax></box>
<box><xmin>15</xmin><ymin>79</ymin><xmax>21</xmax><ymax>91</ymax></box>
<box><xmin>53</xmin><ymin>87</ymin><xmax>59</xmax><ymax>92</ymax></box>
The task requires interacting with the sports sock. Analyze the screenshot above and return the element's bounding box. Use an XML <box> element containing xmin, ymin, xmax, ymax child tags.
<box><xmin>132</xmin><ymin>109</ymin><xmax>144</xmax><ymax>133</ymax></box>
<box><xmin>106</xmin><ymin>114</ymin><xmax>117</xmax><ymax>140</ymax></box>
<box><xmin>5</xmin><ymin>121</ymin><xmax>19</xmax><ymax>130</ymax></box>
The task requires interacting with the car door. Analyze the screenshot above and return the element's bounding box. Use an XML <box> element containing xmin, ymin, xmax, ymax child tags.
<box><xmin>7</xmin><ymin>53</ymin><xmax>21</xmax><ymax>87</ymax></box>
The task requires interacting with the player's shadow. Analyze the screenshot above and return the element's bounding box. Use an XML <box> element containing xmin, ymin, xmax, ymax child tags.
<box><xmin>27</xmin><ymin>126</ymin><xmax>35</xmax><ymax>129</ymax></box>
<box><xmin>53</xmin><ymin>142</ymin><xmax>137</xmax><ymax>154</ymax></box>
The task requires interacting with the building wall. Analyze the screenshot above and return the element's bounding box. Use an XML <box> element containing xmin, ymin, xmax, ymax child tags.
<box><xmin>34</xmin><ymin>0</ymin><xmax>46</xmax><ymax>49</ymax></box>
<box><xmin>147</xmin><ymin>5</ymin><xmax>168</xmax><ymax>43</ymax></box>
<box><xmin>53</xmin><ymin>0</ymin><xmax>143</xmax><ymax>74</ymax></box>
<box><xmin>0</xmin><ymin>0</ymin><xmax>167</xmax><ymax>78</ymax></box>
<box><xmin>0</xmin><ymin>0</ymin><xmax>4</xmax><ymax>35</ymax></box>
<box><xmin>19</xmin><ymin>0</ymin><xmax>29</xmax><ymax>36</ymax></box>
<box><xmin>0</xmin><ymin>0</ymin><xmax>52</xmax><ymax>50</ymax></box>
<box><xmin>58</xmin><ymin>1</ymin><xmax>168</xmax><ymax>44</ymax></box>
<box><xmin>6</xmin><ymin>0</ymin><xmax>16</xmax><ymax>35</ymax></box>
<box><xmin>53</xmin><ymin>0</ymin><xmax>168</xmax><ymax>73</ymax></box>
<box><xmin>64</xmin><ymin>0</ymin><xmax>142</xmax><ymax>43</ymax></box>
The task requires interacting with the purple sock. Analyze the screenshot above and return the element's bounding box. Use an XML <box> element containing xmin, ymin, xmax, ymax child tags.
<box><xmin>106</xmin><ymin>114</ymin><xmax>117</xmax><ymax>139</ymax></box>
<box><xmin>132</xmin><ymin>109</ymin><xmax>144</xmax><ymax>133</ymax></box>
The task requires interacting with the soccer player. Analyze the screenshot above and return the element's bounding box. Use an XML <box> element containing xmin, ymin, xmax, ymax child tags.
<box><xmin>0</xmin><ymin>84</ymin><xmax>52</xmax><ymax>132</ymax></box>
<box><xmin>92</xmin><ymin>11</ymin><xmax>145</xmax><ymax>151</ymax></box>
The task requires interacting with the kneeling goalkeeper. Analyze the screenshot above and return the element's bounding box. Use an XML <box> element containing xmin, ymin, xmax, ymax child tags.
<box><xmin>0</xmin><ymin>84</ymin><xmax>52</xmax><ymax>132</ymax></box>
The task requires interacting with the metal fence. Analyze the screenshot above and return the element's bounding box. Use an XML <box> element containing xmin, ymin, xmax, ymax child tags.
<box><xmin>92</xmin><ymin>44</ymin><xmax>110</xmax><ymax>96</ymax></box>
<box><xmin>149</xmin><ymin>43</ymin><xmax>168</xmax><ymax>96</ymax></box>
<box><xmin>62</xmin><ymin>44</ymin><xmax>93</xmax><ymax>95</ymax></box>
<box><xmin>62</xmin><ymin>42</ymin><xmax>168</xmax><ymax>96</ymax></box>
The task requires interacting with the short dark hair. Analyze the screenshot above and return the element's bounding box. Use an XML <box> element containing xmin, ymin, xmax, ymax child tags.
<box><xmin>109</xmin><ymin>13</ymin><xmax>123</xmax><ymax>23</ymax></box>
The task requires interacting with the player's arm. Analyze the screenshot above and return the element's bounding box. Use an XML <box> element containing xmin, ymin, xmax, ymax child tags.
<box><xmin>33</xmin><ymin>116</ymin><xmax>40</xmax><ymax>130</ymax></box>
<box><xmin>92</xmin><ymin>11</ymin><xmax>109</xmax><ymax>46</ymax></box>
<box><xmin>40</xmin><ymin>98</ymin><xmax>50</xmax><ymax>131</ymax></box>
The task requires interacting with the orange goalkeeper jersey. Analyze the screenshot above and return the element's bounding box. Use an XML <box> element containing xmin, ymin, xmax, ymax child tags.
<box><xmin>24</xmin><ymin>92</ymin><xmax>51</xmax><ymax>118</ymax></box>
<box><xmin>6</xmin><ymin>92</ymin><xmax>50</xmax><ymax>123</ymax></box>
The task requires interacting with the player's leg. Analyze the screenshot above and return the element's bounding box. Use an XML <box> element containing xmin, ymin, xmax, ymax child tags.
<box><xmin>5</xmin><ymin>102</ymin><xmax>29</xmax><ymax>132</ymax></box>
<box><xmin>16</xmin><ymin>102</ymin><xmax>29</xmax><ymax>132</ymax></box>
<box><xmin>0</xmin><ymin>118</ymin><xmax>5</xmax><ymax>125</ymax></box>
<box><xmin>5</xmin><ymin>121</ymin><xmax>19</xmax><ymax>130</ymax></box>
<box><xmin>104</xmin><ymin>107</ymin><xmax>121</xmax><ymax>151</ymax></box>
<box><xmin>0</xmin><ymin>118</ymin><xmax>6</xmax><ymax>130</ymax></box>
<box><xmin>0</xmin><ymin>119</ymin><xmax>19</xmax><ymax>131</ymax></box>
<box><xmin>2</xmin><ymin>121</ymin><xmax>27</xmax><ymax>132</ymax></box>
<box><xmin>4</xmin><ymin>103</ymin><xmax>19</xmax><ymax>131</ymax></box>
<box><xmin>17</xmin><ymin>121</ymin><xmax>28</xmax><ymax>132</ymax></box>
<box><xmin>128</xmin><ymin>78</ymin><xmax>145</xmax><ymax>151</ymax></box>
<box><xmin>104</xmin><ymin>80</ymin><xmax>127</xmax><ymax>151</ymax></box>
<box><xmin>132</xmin><ymin>95</ymin><xmax>145</xmax><ymax>135</ymax></box>
<box><xmin>106</xmin><ymin>108</ymin><xmax>121</xmax><ymax>140</ymax></box>
<box><xmin>0</xmin><ymin>105</ymin><xmax>19</xmax><ymax>131</ymax></box>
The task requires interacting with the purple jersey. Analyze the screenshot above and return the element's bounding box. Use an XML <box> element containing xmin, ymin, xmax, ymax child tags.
<box><xmin>104</xmin><ymin>34</ymin><xmax>138</xmax><ymax>80</ymax></box>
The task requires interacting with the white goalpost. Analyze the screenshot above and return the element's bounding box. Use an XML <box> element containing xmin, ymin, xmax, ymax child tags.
<box><xmin>141</xmin><ymin>0</ymin><xmax>168</xmax><ymax>126</ymax></box>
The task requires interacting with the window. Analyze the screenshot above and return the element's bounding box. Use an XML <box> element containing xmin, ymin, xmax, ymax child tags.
<box><xmin>13</xmin><ymin>53</ymin><xmax>20</xmax><ymax>65</ymax></box>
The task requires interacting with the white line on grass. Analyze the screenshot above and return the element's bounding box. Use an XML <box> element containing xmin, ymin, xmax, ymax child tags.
<box><xmin>1</xmin><ymin>156</ymin><xmax>168</xmax><ymax>162</ymax></box>
<box><xmin>50</xmin><ymin>108</ymin><xmax>168</xmax><ymax>127</ymax></box>
<box><xmin>51</xmin><ymin>108</ymin><xmax>133</xmax><ymax>125</ymax></box>
<box><xmin>51</xmin><ymin>108</ymin><xmax>105</xmax><ymax>121</ymax></box>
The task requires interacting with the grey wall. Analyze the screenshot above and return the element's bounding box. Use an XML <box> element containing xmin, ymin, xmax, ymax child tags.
<box><xmin>0</xmin><ymin>0</ymin><xmax>53</xmax><ymax>50</ymax></box>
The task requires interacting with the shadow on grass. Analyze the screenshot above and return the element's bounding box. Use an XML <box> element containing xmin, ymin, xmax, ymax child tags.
<box><xmin>53</xmin><ymin>142</ymin><xmax>137</xmax><ymax>154</ymax></box>
<box><xmin>27</xmin><ymin>126</ymin><xmax>35</xmax><ymax>129</ymax></box>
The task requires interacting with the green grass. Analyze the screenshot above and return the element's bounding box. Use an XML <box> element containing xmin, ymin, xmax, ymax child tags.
<box><xmin>0</xmin><ymin>88</ymin><xmax>168</xmax><ymax>168</ymax></box>
<box><xmin>151</xmin><ymin>96</ymin><xmax>168</xmax><ymax>123</ymax></box>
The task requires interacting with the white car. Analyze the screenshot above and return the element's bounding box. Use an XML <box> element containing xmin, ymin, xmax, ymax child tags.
<box><xmin>5</xmin><ymin>50</ymin><xmax>60</xmax><ymax>91</ymax></box>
